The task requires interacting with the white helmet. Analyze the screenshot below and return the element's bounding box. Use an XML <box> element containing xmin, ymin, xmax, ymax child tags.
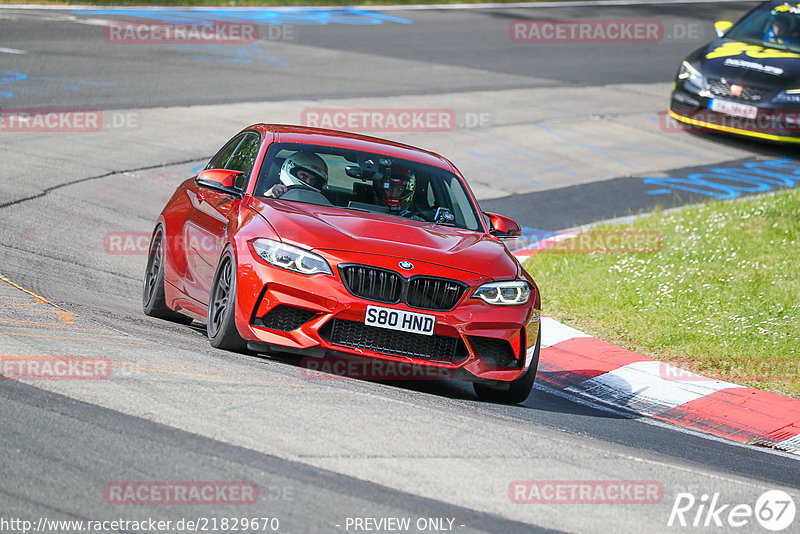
<box><xmin>279</xmin><ymin>152</ymin><xmax>328</xmax><ymax>192</ymax></box>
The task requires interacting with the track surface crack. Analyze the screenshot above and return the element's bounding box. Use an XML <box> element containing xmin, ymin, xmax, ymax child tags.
<box><xmin>0</xmin><ymin>157</ymin><xmax>208</xmax><ymax>210</ymax></box>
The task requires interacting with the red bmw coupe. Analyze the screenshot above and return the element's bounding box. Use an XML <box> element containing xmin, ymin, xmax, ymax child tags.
<box><xmin>143</xmin><ymin>124</ymin><xmax>541</xmax><ymax>403</ymax></box>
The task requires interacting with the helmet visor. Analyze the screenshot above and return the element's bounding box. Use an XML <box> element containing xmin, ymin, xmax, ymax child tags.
<box><xmin>293</xmin><ymin>167</ymin><xmax>326</xmax><ymax>189</ymax></box>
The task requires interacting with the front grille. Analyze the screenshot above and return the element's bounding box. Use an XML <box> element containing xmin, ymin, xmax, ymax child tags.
<box><xmin>340</xmin><ymin>265</ymin><xmax>402</xmax><ymax>303</ymax></box>
<box><xmin>339</xmin><ymin>264</ymin><xmax>467</xmax><ymax>311</ymax></box>
<box><xmin>707</xmin><ymin>79</ymin><xmax>771</xmax><ymax>103</ymax></box>
<box><xmin>254</xmin><ymin>305</ymin><xmax>317</xmax><ymax>332</ymax></box>
<box><xmin>407</xmin><ymin>278</ymin><xmax>465</xmax><ymax>310</ymax></box>
<box><xmin>321</xmin><ymin>318</ymin><xmax>467</xmax><ymax>363</ymax></box>
<box><xmin>469</xmin><ymin>336</ymin><xmax>520</xmax><ymax>368</ymax></box>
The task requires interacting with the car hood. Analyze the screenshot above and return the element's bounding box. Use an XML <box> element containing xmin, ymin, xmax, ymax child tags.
<box><xmin>248</xmin><ymin>198</ymin><xmax>519</xmax><ymax>279</ymax></box>
<box><xmin>692</xmin><ymin>38</ymin><xmax>800</xmax><ymax>89</ymax></box>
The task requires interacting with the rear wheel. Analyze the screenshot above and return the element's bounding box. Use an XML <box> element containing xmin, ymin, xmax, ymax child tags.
<box><xmin>473</xmin><ymin>324</ymin><xmax>541</xmax><ymax>404</ymax></box>
<box><xmin>207</xmin><ymin>251</ymin><xmax>248</xmax><ymax>352</ymax></box>
<box><xmin>143</xmin><ymin>226</ymin><xmax>193</xmax><ymax>324</ymax></box>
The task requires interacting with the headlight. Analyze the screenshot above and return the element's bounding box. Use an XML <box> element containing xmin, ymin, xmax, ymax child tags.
<box><xmin>251</xmin><ymin>239</ymin><xmax>332</xmax><ymax>276</ymax></box>
<box><xmin>773</xmin><ymin>89</ymin><xmax>800</xmax><ymax>104</ymax></box>
<box><xmin>677</xmin><ymin>61</ymin><xmax>704</xmax><ymax>89</ymax></box>
<box><xmin>473</xmin><ymin>281</ymin><xmax>530</xmax><ymax>306</ymax></box>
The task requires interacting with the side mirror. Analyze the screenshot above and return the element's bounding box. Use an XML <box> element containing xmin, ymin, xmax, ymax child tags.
<box><xmin>485</xmin><ymin>211</ymin><xmax>522</xmax><ymax>239</ymax></box>
<box><xmin>195</xmin><ymin>169</ymin><xmax>245</xmax><ymax>197</ymax></box>
<box><xmin>714</xmin><ymin>20</ymin><xmax>733</xmax><ymax>37</ymax></box>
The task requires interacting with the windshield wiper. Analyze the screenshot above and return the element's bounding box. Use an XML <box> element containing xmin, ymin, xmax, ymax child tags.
<box><xmin>761</xmin><ymin>41</ymin><xmax>791</xmax><ymax>51</ymax></box>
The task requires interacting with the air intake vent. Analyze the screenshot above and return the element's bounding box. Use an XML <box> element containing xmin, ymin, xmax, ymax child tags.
<box><xmin>320</xmin><ymin>318</ymin><xmax>467</xmax><ymax>363</ymax></box>
<box><xmin>254</xmin><ymin>305</ymin><xmax>317</xmax><ymax>332</ymax></box>
<box><xmin>468</xmin><ymin>336</ymin><xmax>519</xmax><ymax>368</ymax></box>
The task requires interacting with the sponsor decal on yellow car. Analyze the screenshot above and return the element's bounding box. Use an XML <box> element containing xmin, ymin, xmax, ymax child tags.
<box><xmin>706</xmin><ymin>41</ymin><xmax>800</xmax><ymax>60</ymax></box>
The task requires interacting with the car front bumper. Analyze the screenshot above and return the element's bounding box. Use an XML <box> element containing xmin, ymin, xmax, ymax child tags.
<box><xmin>670</xmin><ymin>84</ymin><xmax>800</xmax><ymax>143</ymax></box>
<box><xmin>233</xmin><ymin>245</ymin><xmax>540</xmax><ymax>384</ymax></box>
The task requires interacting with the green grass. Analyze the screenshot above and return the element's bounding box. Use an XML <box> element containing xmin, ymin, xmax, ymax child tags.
<box><xmin>524</xmin><ymin>187</ymin><xmax>800</xmax><ymax>398</ymax></box>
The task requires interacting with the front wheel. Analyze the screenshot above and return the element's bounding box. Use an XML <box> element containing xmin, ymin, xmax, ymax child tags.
<box><xmin>473</xmin><ymin>323</ymin><xmax>541</xmax><ymax>404</ymax></box>
<box><xmin>207</xmin><ymin>251</ymin><xmax>248</xmax><ymax>352</ymax></box>
<box><xmin>143</xmin><ymin>226</ymin><xmax>193</xmax><ymax>324</ymax></box>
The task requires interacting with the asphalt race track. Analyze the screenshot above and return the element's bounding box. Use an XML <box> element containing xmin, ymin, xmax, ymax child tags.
<box><xmin>1</xmin><ymin>2</ymin><xmax>799</xmax><ymax>533</ymax></box>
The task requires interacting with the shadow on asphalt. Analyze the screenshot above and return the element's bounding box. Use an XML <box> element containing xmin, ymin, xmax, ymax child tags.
<box><xmin>242</xmin><ymin>347</ymin><xmax>630</xmax><ymax>419</ymax></box>
<box><xmin>679</xmin><ymin>127</ymin><xmax>800</xmax><ymax>156</ymax></box>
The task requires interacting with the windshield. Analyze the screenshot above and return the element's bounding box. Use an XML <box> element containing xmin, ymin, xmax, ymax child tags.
<box><xmin>726</xmin><ymin>3</ymin><xmax>800</xmax><ymax>52</ymax></box>
<box><xmin>254</xmin><ymin>142</ymin><xmax>483</xmax><ymax>231</ymax></box>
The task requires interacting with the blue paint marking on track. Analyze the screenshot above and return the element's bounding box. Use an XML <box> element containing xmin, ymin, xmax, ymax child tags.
<box><xmin>0</xmin><ymin>70</ymin><xmax>28</xmax><ymax>98</ymax></box>
<box><xmin>536</xmin><ymin>124</ymin><xmax>638</xmax><ymax>170</ymax></box>
<box><xmin>176</xmin><ymin>44</ymin><xmax>290</xmax><ymax>66</ymax></box>
<box><xmin>642</xmin><ymin>158</ymin><xmax>800</xmax><ymax>199</ymax></box>
<box><xmin>74</xmin><ymin>9</ymin><xmax>412</xmax><ymax>26</ymax></box>
<box><xmin>0</xmin><ymin>70</ymin><xmax>117</xmax><ymax>98</ymax></box>
<box><xmin>468</xmin><ymin>150</ymin><xmax>541</xmax><ymax>185</ymax></box>
<box><xmin>470</xmin><ymin>132</ymin><xmax>575</xmax><ymax>177</ymax></box>
<box><xmin>535</xmin><ymin>123</ymin><xmax>703</xmax><ymax>169</ymax></box>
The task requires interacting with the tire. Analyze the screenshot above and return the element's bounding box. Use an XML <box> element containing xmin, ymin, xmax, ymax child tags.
<box><xmin>473</xmin><ymin>323</ymin><xmax>541</xmax><ymax>404</ymax></box>
<box><xmin>143</xmin><ymin>226</ymin><xmax>194</xmax><ymax>324</ymax></box>
<box><xmin>207</xmin><ymin>251</ymin><xmax>248</xmax><ymax>352</ymax></box>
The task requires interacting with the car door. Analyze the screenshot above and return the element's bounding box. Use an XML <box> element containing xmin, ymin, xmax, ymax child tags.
<box><xmin>183</xmin><ymin>131</ymin><xmax>261</xmax><ymax>306</ymax></box>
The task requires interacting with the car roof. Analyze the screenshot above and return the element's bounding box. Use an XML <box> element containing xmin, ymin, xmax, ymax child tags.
<box><xmin>244</xmin><ymin>123</ymin><xmax>458</xmax><ymax>173</ymax></box>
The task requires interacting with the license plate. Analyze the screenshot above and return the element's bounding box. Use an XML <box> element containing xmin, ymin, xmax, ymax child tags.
<box><xmin>364</xmin><ymin>305</ymin><xmax>435</xmax><ymax>336</ymax></box>
<box><xmin>709</xmin><ymin>98</ymin><xmax>757</xmax><ymax>119</ymax></box>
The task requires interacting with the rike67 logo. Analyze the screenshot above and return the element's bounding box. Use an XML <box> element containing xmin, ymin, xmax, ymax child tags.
<box><xmin>668</xmin><ymin>490</ymin><xmax>796</xmax><ymax>531</ymax></box>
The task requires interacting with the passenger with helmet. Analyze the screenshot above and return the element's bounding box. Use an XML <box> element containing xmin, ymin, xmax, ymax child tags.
<box><xmin>266</xmin><ymin>151</ymin><xmax>328</xmax><ymax>198</ymax></box>
<box><xmin>765</xmin><ymin>12</ymin><xmax>800</xmax><ymax>45</ymax></box>
<box><xmin>377</xmin><ymin>166</ymin><xmax>416</xmax><ymax>216</ymax></box>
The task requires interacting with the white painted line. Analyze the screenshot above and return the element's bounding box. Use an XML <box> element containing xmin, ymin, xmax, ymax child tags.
<box><xmin>71</xmin><ymin>18</ymin><xmax>111</xmax><ymax>27</ymax></box>
<box><xmin>540</xmin><ymin>316</ymin><xmax>591</xmax><ymax>348</ymax></box>
<box><xmin>536</xmin><ymin>381</ymin><xmax>800</xmax><ymax>460</ymax></box>
<box><xmin>0</xmin><ymin>47</ymin><xmax>25</xmax><ymax>55</ymax></box>
<box><xmin>775</xmin><ymin>434</ymin><xmax>800</xmax><ymax>455</ymax></box>
<box><xmin>566</xmin><ymin>360</ymin><xmax>743</xmax><ymax>416</ymax></box>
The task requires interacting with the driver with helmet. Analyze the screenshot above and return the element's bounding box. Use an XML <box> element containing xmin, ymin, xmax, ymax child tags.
<box><xmin>378</xmin><ymin>166</ymin><xmax>416</xmax><ymax>216</ymax></box>
<box><xmin>765</xmin><ymin>12</ymin><xmax>800</xmax><ymax>45</ymax></box>
<box><xmin>266</xmin><ymin>151</ymin><xmax>328</xmax><ymax>198</ymax></box>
